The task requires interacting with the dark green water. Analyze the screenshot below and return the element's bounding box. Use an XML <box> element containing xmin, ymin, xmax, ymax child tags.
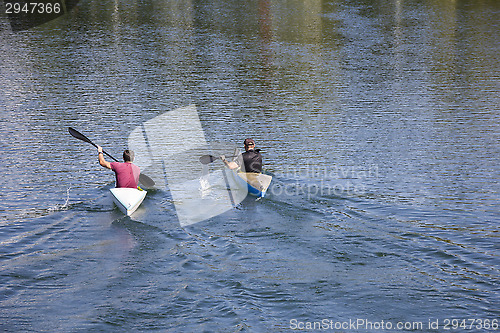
<box><xmin>0</xmin><ymin>0</ymin><xmax>499</xmax><ymax>331</ymax></box>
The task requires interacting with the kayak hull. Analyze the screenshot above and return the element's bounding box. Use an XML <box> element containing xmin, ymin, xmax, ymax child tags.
<box><xmin>110</xmin><ymin>188</ymin><xmax>147</xmax><ymax>216</ymax></box>
<box><xmin>229</xmin><ymin>171</ymin><xmax>272</xmax><ymax>198</ymax></box>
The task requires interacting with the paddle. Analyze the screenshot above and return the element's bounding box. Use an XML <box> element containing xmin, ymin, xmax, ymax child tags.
<box><xmin>199</xmin><ymin>150</ymin><xmax>261</xmax><ymax>165</ymax></box>
<box><xmin>199</xmin><ymin>154</ymin><xmax>219</xmax><ymax>165</ymax></box>
<box><xmin>68</xmin><ymin>127</ymin><xmax>155</xmax><ymax>188</ymax></box>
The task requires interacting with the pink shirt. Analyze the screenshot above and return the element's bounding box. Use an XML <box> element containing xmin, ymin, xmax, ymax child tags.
<box><xmin>110</xmin><ymin>162</ymin><xmax>140</xmax><ymax>188</ymax></box>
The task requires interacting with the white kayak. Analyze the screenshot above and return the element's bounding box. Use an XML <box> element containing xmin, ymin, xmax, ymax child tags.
<box><xmin>229</xmin><ymin>171</ymin><xmax>272</xmax><ymax>198</ymax></box>
<box><xmin>109</xmin><ymin>188</ymin><xmax>147</xmax><ymax>216</ymax></box>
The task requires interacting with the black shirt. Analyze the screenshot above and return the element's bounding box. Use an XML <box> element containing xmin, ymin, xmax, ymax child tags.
<box><xmin>241</xmin><ymin>149</ymin><xmax>262</xmax><ymax>173</ymax></box>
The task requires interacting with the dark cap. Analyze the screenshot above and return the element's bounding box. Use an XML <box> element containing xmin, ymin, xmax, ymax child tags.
<box><xmin>244</xmin><ymin>138</ymin><xmax>255</xmax><ymax>146</ymax></box>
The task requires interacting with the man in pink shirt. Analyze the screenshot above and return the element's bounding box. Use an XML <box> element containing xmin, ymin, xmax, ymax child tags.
<box><xmin>97</xmin><ymin>145</ymin><xmax>141</xmax><ymax>188</ymax></box>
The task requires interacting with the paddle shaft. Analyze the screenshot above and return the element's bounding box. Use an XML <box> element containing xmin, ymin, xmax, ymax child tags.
<box><xmin>94</xmin><ymin>143</ymin><xmax>119</xmax><ymax>162</ymax></box>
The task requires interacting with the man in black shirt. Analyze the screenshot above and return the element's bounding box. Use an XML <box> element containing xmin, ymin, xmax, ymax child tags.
<box><xmin>222</xmin><ymin>138</ymin><xmax>262</xmax><ymax>173</ymax></box>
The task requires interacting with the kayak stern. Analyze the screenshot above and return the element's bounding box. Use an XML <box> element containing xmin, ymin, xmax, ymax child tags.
<box><xmin>110</xmin><ymin>188</ymin><xmax>147</xmax><ymax>216</ymax></box>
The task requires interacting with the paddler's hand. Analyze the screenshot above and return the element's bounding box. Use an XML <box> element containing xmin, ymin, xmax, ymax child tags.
<box><xmin>220</xmin><ymin>155</ymin><xmax>229</xmax><ymax>167</ymax></box>
<box><xmin>97</xmin><ymin>146</ymin><xmax>103</xmax><ymax>153</ymax></box>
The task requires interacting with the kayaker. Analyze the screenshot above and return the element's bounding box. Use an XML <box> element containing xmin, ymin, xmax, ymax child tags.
<box><xmin>97</xmin><ymin>145</ymin><xmax>141</xmax><ymax>188</ymax></box>
<box><xmin>222</xmin><ymin>138</ymin><xmax>262</xmax><ymax>173</ymax></box>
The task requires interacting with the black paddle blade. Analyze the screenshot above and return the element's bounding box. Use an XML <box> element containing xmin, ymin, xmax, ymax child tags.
<box><xmin>199</xmin><ymin>155</ymin><xmax>218</xmax><ymax>165</ymax></box>
<box><xmin>139</xmin><ymin>174</ymin><xmax>155</xmax><ymax>188</ymax></box>
<box><xmin>68</xmin><ymin>127</ymin><xmax>96</xmax><ymax>147</ymax></box>
<box><xmin>69</xmin><ymin>127</ymin><xmax>118</xmax><ymax>162</ymax></box>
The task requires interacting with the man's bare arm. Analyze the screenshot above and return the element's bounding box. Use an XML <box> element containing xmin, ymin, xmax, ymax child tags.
<box><xmin>98</xmin><ymin>146</ymin><xmax>112</xmax><ymax>169</ymax></box>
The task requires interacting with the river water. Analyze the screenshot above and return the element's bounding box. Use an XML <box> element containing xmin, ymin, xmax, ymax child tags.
<box><xmin>1</xmin><ymin>0</ymin><xmax>499</xmax><ymax>331</ymax></box>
